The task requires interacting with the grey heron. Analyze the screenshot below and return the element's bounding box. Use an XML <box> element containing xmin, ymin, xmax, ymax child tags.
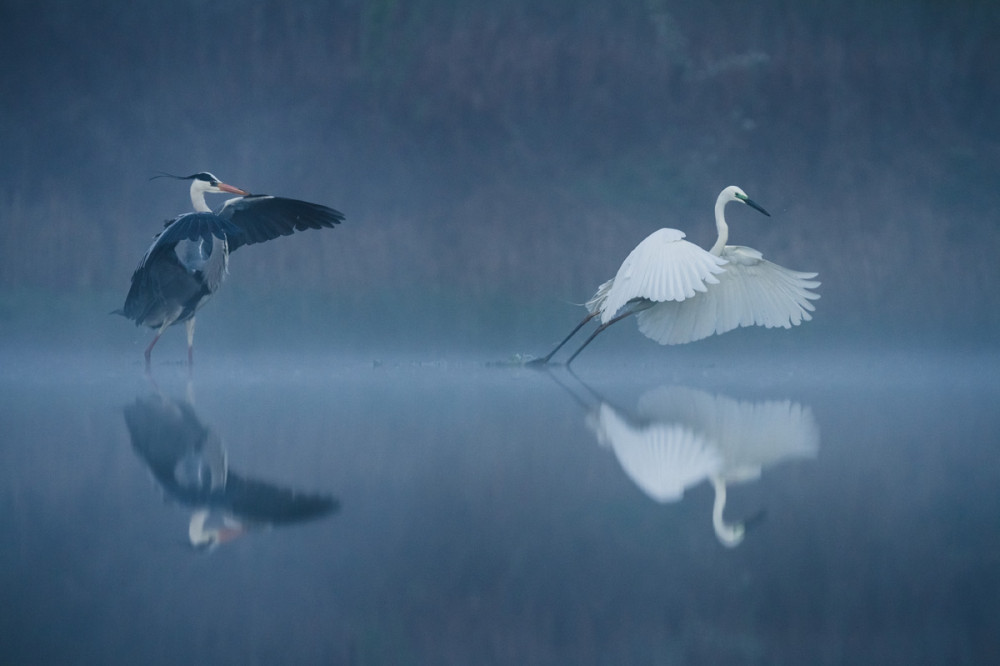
<box><xmin>115</xmin><ymin>172</ymin><xmax>344</xmax><ymax>369</ymax></box>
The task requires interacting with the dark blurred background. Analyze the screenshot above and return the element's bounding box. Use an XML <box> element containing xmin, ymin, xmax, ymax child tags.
<box><xmin>1</xmin><ymin>0</ymin><xmax>997</xmax><ymax>354</ymax></box>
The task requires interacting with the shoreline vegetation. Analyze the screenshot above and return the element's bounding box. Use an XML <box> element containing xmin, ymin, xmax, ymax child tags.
<box><xmin>1</xmin><ymin>0</ymin><xmax>997</xmax><ymax>338</ymax></box>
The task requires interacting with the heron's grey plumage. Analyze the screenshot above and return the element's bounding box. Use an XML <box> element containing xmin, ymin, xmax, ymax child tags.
<box><xmin>116</xmin><ymin>174</ymin><xmax>344</xmax><ymax>368</ymax></box>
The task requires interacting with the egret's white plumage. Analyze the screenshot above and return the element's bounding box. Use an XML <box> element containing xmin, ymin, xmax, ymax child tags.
<box><xmin>635</xmin><ymin>246</ymin><xmax>820</xmax><ymax>345</ymax></box>
<box><xmin>595</xmin><ymin>228</ymin><xmax>726</xmax><ymax>323</ymax></box>
<box><xmin>531</xmin><ymin>185</ymin><xmax>820</xmax><ymax>365</ymax></box>
<box><xmin>588</xmin><ymin>385</ymin><xmax>820</xmax><ymax>547</ymax></box>
<box><xmin>591</xmin><ymin>403</ymin><xmax>723</xmax><ymax>503</ymax></box>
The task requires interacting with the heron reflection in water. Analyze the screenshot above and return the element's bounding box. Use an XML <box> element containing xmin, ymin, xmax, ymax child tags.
<box><xmin>124</xmin><ymin>393</ymin><xmax>338</xmax><ymax>550</ymax></box>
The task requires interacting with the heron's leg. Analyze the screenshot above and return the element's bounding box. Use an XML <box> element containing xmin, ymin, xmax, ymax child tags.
<box><xmin>565</xmin><ymin>310</ymin><xmax>635</xmax><ymax>367</ymax></box>
<box><xmin>528</xmin><ymin>311</ymin><xmax>599</xmax><ymax>366</ymax></box>
<box><xmin>185</xmin><ymin>317</ymin><xmax>197</xmax><ymax>367</ymax></box>
<box><xmin>145</xmin><ymin>321</ymin><xmax>172</xmax><ymax>371</ymax></box>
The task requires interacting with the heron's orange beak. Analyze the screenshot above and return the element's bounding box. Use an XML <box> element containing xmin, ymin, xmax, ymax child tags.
<box><xmin>218</xmin><ymin>182</ymin><xmax>250</xmax><ymax>196</ymax></box>
<box><xmin>215</xmin><ymin>523</ymin><xmax>247</xmax><ymax>544</ymax></box>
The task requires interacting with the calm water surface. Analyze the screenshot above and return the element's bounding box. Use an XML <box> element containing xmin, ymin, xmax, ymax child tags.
<box><xmin>1</xmin><ymin>349</ymin><xmax>997</xmax><ymax>665</ymax></box>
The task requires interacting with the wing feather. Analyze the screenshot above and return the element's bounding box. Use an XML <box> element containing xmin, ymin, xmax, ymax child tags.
<box><xmin>593</xmin><ymin>403</ymin><xmax>722</xmax><ymax>503</ymax></box>
<box><xmin>218</xmin><ymin>195</ymin><xmax>345</xmax><ymax>252</ymax></box>
<box><xmin>148</xmin><ymin>213</ymin><xmax>242</xmax><ymax>257</ymax></box>
<box><xmin>598</xmin><ymin>228</ymin><xmax>725</xmax><ymax>324</ymax></box>
<box><xmin>635</xmin><ymin>245</ymin><xmax>820</xmax><ymax>344</ymax></box>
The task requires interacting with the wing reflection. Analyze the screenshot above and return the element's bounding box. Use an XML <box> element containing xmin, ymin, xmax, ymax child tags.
<box><xmin>584</xmin><ymin>384</ymin><xmax>819</xmax><ymax>547</ymax></box>
<box><xmin>124</xmin><ymin>394</ymin><xmax>339</xmax><ymax>550</ymax></box>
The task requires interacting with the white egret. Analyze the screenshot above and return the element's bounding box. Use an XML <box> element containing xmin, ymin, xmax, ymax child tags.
<box><xmin>531</xmin><ymin>186</ymin><xmax>820</xmax><ymax>366</ymax></box>
<box><xmin>115</xmin><ymin>172</ymin><xmax>345</xmax><ymax>369</ymax></box>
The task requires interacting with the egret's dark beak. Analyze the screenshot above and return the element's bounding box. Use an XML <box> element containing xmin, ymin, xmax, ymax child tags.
<box><xmin>218</xmin><ymin>182</ymin><xmax>250</xmax><ymax>196</ymax></box>
<box><xmin>743</xmin><ymin>197</ymin><xmax>770</xmax><ymax>217</ymax></box>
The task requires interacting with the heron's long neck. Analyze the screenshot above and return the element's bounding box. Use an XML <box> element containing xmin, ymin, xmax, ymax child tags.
<box><xmin>190</xmin><ymin>184</ymin><xmax>211</xmax><ymax>212</ymax></box>
<box><xmin>709</xmin><ymin>198</ymin><xmax>729</xmax><ymax>256</ymax></box>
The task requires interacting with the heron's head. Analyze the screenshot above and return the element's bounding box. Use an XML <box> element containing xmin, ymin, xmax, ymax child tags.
<box><xmin>188</xmin><ymin>172</ymin><xmax>249</xmax><ymax>196</ymax></box>
<box><xmin>152</xmin><ymin>171</ymin><xmax>249</xmax><ymax>197</ymax></box>
<box><xmin>188</xmin><ymin>509</ymin><xmax>247</xmax><ymax>551</ymax></box>
<box><xmin>723</xmin><ymin>185</ymin><xmax>770</xmax><ymax>217</ymax></box>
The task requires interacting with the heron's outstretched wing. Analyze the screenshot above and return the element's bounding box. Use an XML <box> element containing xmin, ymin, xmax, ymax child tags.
<box><xmin>598</xmin><ymin>228</ymin><xmax>726</xmax><ymax>324</ymax></box>
<box><xmin>217</xmin><ymin>195</ymin><xmax>344</xmax><ymax>251</ymax></box>
<box><xmin>221</xmin><ymin>474</ymin><xmax>340</xmax><ymax>524</ymax></box>
<box><xmin>635</xmin><ymin>245</ymin><xmax>820</xmax><ymax>345</ymax></box>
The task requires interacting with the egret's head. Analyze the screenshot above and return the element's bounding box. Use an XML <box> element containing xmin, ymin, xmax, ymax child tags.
<box><xmin>723</xmin><ymin>185</ymin><xmax>770</xmax><ymax>217</ymax></box>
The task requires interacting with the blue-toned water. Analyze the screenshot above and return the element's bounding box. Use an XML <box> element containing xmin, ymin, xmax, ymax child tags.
<box><xmin>1</xmin><ymin>349</ymin><xmax>997</xmax><ymax>664</ymax></box>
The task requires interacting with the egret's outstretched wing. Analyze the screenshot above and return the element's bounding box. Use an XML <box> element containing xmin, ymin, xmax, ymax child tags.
<box><xmin>592</xmin><ymin>403</ymin><xmax>722</xmax><ymax>503</ymax></box>
<box><xmin>598</xmin><ymin>228</ymin><xmax>726</xmax><ymax>323</ymax></box>
<box><xmin>636</xmin><ymin>386</ymin><xmax>820</xmax><ymax>481</ymax></box>
<box><xmin>636</xmin><ymin>245</ymin><xmax>820</xmax><ymax>345</ymax></box>
<box><xmin>218</xmin><ymin>195</ymin><xmax>345</xmax><ymax>251</ymax></box>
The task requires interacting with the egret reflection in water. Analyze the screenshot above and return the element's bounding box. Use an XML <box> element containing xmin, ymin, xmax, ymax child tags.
<box><xmin>123</xmin><ymin>393</ymin><xmax>339</xmax><ymax>550</ymax></box>
<box><xmin>579</xmin><ymin>383</ymin><xmax>819</xmax><ymax>547</ymax></box>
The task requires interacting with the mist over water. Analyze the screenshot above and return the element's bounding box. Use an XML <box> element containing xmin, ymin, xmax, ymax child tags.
<box><xmin>2</xmin><ymin>344</ymin><xmax>998</xmax><ymax>664</ymax></box>
<box><xmin>3</xmin><ymin>0</ymin><xmax>1000</xmax><ymax>663</ymax></box>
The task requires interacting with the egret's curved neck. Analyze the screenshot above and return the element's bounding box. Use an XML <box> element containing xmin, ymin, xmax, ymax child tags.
<box><xmin>711</xmin><ymin>476</ymin><xmax>744</xmax><ymax>547</ymax></box>
<box><xmin>709</xmin><ymin>196</ymin><xmax>729</xmax><ymax>256</ymax></box>
<box><xmin>190</xmin><ymin>182</ymin><xmax>211</xmax><ymax>213</ymax></box>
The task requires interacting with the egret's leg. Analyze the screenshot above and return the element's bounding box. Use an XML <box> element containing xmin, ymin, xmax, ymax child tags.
<box><xmin>565</xmin><ymin>311</ymin><xmax>635</xmax><ymax>367</ymax></box>
<box><xmin>528</xmin><ymin>311</ymin><xmax>599</xmax><ymax>366</ymax></box>
<box><xmin>145</xmin><ymin>321</ymin><xmax>171</xmax><ymax>371</ymax></box>
<box><xmin>185</xmin><ymin>317</ymin><xmax>197</xmax><ymax>367</ymax></box>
